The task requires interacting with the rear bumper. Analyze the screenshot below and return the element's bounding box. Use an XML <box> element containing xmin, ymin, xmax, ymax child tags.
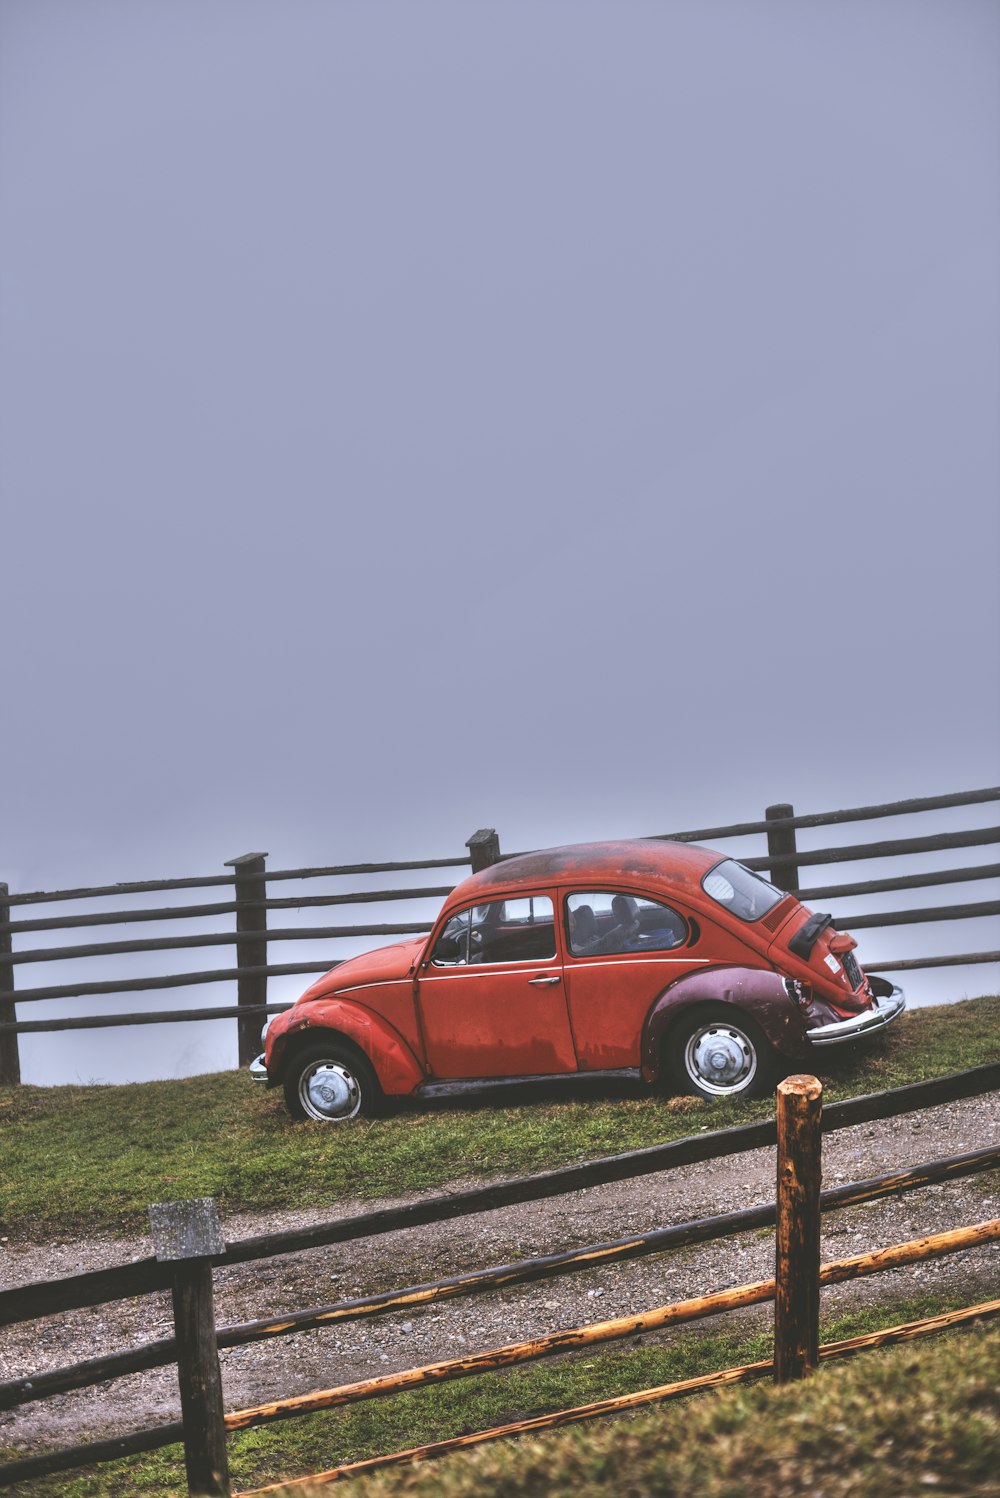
<box><xmin>805</xmin><ymin>985</ymin><xmax>905</xmax><ymax>1046</ymax></box>
<box><xmin>249</xmin><ymin>1053</ymin><xmax>270</xmax><ymax>1083</ymax></box>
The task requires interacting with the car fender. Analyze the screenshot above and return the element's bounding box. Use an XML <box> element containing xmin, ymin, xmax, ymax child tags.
<box><xmin>640</xmin><ymin>966</ymin><xmax>810</xmax><ymax>1080</ymax></box>
<box><xmin>272</xmin><ymin>998</ymin><xmax>425</xmax><ymax>1097</ymax></box>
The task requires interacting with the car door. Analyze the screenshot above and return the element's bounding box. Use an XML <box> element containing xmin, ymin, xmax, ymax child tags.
<box><xmin>416</xmin><ymin>892</ymin><xmax>577</xmax><ymax>1078</ymax></box>
<box><xmin>562</xmin><ymin>889</ymin><xmax>704</xmax><ymax>1069</ymax></box>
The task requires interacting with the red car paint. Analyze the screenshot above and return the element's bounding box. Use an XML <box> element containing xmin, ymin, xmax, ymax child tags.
<box><xmin>256</xmin><ymin>840</ymin><xmax>904</xmax><ymax>1119</ymax></box>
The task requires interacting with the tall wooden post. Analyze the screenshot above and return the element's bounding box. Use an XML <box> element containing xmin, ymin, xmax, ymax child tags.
<box><xmin>224</xmin><ymin>852</ymin><xmax>268</xmax><ymax>1067</ymax></box>
<box><xmin>0</xmin><ymin>884</ymin><xmax>20</xmax><ymax>1086</ymax></box>
<box><xmin>466</xmin><ymin>828</ymin><xmax>501</xmax><ymax>873</ymax></box>
<box><xmin>150</xmin><ymin>1198</ymin><xmax>230</xmax><ymax>1498</ymax></box>
<box><xmin>765</xmin><ymin>803</ymin><xmax>799</xmax><ymax>893</ymax></box>
<box><xmin>774</xmin><ymin>1074</ymin><xmax>822</xmax><ymax>1382</ymax></box>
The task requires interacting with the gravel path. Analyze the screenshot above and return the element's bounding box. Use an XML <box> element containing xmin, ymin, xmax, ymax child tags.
<box><xmin>2</xmin><ymin>1095</ymin><xmax>998</xmax><ymax>1453</ymax></box>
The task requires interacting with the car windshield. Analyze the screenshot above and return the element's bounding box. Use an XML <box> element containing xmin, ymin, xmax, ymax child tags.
<box><xmin>701</xmin><ymin>859</ymin><xmax>784</xmax><ymax>923</ymax></box>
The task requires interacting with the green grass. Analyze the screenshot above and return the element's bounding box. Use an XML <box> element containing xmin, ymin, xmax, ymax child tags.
<box><xmin>2</xmin><ymin>995</ymin><xmax>997</xmax><ymax>1241</ymax></box>
<box><xmin>3</xmin><ymin>1296</ymin><xmax>996</xmax><ymax>1497</ymax></box>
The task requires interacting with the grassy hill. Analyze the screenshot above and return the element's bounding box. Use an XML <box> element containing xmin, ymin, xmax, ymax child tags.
<box><xmin>2</xmin><ymin>995</ymin><xmax>998</xmax><ymax>1240</ymax></box>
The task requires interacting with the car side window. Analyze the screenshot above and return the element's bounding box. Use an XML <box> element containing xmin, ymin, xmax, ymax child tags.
<box><xmin>565</xmin><ymin>891</ymin><xmax>689</xmax><ymax>956</ymax></box>
<box><xmin>431</xmin><ymin>910</ymin><xmax>472</xmax><ymax>966</ymax></box>
<box><xmin>433</xmin><ymin>896</ymin><xmax>556</xmax><ymax>965</ymax></box>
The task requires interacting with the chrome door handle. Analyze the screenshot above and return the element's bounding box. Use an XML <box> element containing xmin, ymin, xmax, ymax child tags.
<box><xmin>528</xmin><ymin>974</ymin><xmax>561</xmax><ymax>987</ymax></box>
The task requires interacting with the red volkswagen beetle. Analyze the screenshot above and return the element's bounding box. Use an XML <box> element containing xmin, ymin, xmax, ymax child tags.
<box><xmin>250</xmin><ymin>840</ymin><xmax>904</xmax><ymax>1120</ymax></box>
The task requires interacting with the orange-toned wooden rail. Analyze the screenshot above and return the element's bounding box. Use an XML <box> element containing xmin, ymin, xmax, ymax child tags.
<box><xmin>234</xmin><ymin>1299</ymin><xmax>1000</xmax><ymax>1496</ymax></box>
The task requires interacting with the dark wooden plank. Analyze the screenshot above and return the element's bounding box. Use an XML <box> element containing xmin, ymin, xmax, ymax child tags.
<box><xmin>822</xmin><ymin>1061</ymin><xmax>1000</xmax><ymax>1129</ymax></box>
<box><xmin>833</xmin><ymin>899</ymin><xmax>1000</xmax><ymax>931</ymax></box>
<box><xmin>0</xmin><ymin>857</ymin><xmax>468</xmax><ymax>908</ymax></box>
<box><xmin>774</xmin><ymin>1075</ymin><xmax>822</xmax><ymax>1381</ymax></box>
<box><xmin>649</xmin><ymin>787</ymin><xmax>1000</xmax><ymax>844</ymax></box>
<box><xmin>0</xmin><ymin>1423</ymin><xmax>185</xmax><ymax>1485</ymax></box>
<box><xmin>741</xmin><ymin>825</ymin><xmax>1000</xmax><ymax>872</ymax></box>
<box><xmin>0</xmin><ymin>882</ymin><xmax>19</xmax><ymax>1085</ymax></box>
<box><xmin>0</xmin><ymin>1255</ymin><xmax>171</xmax><ymax>1325</ymax></box>
<box><xmin>7</xmin><ymin>922</ymin><xmax>433</xmax><ymax>967</ymax></box>
<box><xmin>1</xmin><ymin>885</ymin><xmax>454</xmax><ymax>936</ymax></box>
<box><xmin>798</xmin><ymin>862</ymin><xmax>1000</xmax><ymax>901</ymax></box>
<box><xmin>1</xmin><ymin>1003</ymin><xmax>294</xmax><ymax>1036</ymax></box>
<box><xmin>866</xmin><ymin>950</ymin><xmax>1000</xmax><ymax>972</ymax></box>
<box><xmin>1</xmin><ymin>960</ymin><xmax>338</xmax><ymax>1006</ymax></box>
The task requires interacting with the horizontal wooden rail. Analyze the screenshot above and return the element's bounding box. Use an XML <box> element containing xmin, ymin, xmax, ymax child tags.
<box><xmin>1</xmin><ymin>859</ymin><xmax>468</xmax><ymax>909</ymax></box>
<box><xmin>797</xmin><ymin>862</ymin><xmax>1000</xmax><ymax>902</ymax></box>
<box><xmin>233</xmin><ymin>1299</ymin><xmax>1000</xmax><ymax>1495</ymax></box>
<box><xmin>0</xmin><ymin>1422</ymin><xmax>188</xmax><ymax>1487</ymax></box>
<box><xmin>6</xmin><ymin>1143</ymin><xmax>996</xmax><ymax>1411</ymax></box>
<box><xmin>222</xmin><ymin>1217</ymin><xmax>1000</xmax><ymax>1433</ymax></box>
<box><xmin>648</xmin><ymin>787</ymin><xmax>1000</xmax><ymax>845</ymax></box>
<box><xmin>4</xmin><ymin>1062</ymin><xmax>997</xmax><ymax>1329</ymax></box>
<box><xmin>1</xmin><ymin>1003</ymin><xmax>293</xmax><ymax>1036</ymax></box>
<box><xmin>1</xmin><ymin>960</ymin><xmax>342</xmax><ymax>1007</ymax></box>
<box><xmin>7</xmin><ymin>921</ymin><xmax>436</xmax><ymax>967</ymax></box>
<box><xmin>866</xmin><ymin>950</ymin><xmax>1000</xmax><ymax>974</ymax></box>
<box><xmin>740</xmin><ymin>825</ymin><xmax>1000</xmax><ymax>872</ymax></box>
<box><xmin>831</xmin><ymin>899</ymin><xmax>1000</xmax><ymax>931</ymax></box>
<box><xmin>1</xmin><ymin>886</ymin><xmax>455</xmax><ymax>937</ymax></box>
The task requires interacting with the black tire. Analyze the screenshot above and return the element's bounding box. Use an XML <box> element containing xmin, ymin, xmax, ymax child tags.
<box><xmin>283</xmin><ymin>1039</ymin><xmax>383</xmax><ymax>1122</ymax></box>
<box><xmin>665</xmin><ymin>1005</ymin><xmax>777</xmax><ymax>1101</ymax></box>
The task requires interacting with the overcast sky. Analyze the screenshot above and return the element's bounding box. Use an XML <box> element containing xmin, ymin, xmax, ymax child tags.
<box><xmin>1</xmin><ymin>1</ymin><xmax>998</xmax><ymax>1083</ymax></box>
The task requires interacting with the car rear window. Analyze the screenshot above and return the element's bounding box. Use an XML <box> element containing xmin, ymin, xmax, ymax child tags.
<box><xmin>701</xmin><ymin>859</ymin><xmax>784</xmax><ymax>923</ymax></box>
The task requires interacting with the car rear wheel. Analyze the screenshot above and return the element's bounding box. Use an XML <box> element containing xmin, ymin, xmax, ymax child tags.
<box><xmin>283</xmin><ymin>1040</ymin><xmax>382</xmax><ymax>1122</ymax></box>
<box><xmin>667</xmin><ymin>1006</ymin><xmax>777</xmax><ymax>1101</ymax></box>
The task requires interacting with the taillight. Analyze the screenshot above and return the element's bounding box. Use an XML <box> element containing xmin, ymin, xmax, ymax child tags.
<box><xmin>783</xmin><ymin>977</ymin><xmax>813</xmax><ymax>1010</ymax></box>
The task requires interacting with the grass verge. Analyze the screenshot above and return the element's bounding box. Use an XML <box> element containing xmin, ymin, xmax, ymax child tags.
<box><xmin>1</xmin><ymin>995</ymin><xmax>997</xmax><ymax>1241</ymax></box>
<box><xmin>2</xmin><ymin>1296</ymin><xmax>996</xmax><ymax>1497</ymax></box>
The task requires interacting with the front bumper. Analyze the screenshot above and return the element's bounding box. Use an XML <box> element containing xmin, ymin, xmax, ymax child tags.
<box><xmin>249</xmin><ymin>1053</ymin><xmax>270</xmax><ymax>1083</ymax></box>
<box><xmin>805</xmin><ymin>985</ymin><xmax>905</xmax><ymax>1046</ymax></box>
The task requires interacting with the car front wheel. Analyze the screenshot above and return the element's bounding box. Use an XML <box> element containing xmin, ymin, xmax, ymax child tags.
<box><xmin>667</xmin><ymin>1006</ymin><xmax>776</xmax><ymax>1101</ymax></box>
<box><xmin>283</xmin><ymin>1040</ymin><xmax>382</xmax><ymax>1122</ymax></box>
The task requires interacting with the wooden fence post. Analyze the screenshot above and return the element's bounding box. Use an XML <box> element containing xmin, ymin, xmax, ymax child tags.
<box><xmin>150</xmin><ymin>1198</ymin><xmax>230</xmax><ymax>1498</ymax></box>
<box><xmin>224</xmin><ymin>852</ymin><xmax>268</xmax><ymax>1067</ymax></box>
<box><xmin>466</xmin><ymin>828</ymin><xmax>501</xmax><ymax>872</ymax></box>
<box><xmin>0</xmin><ymin>883</ymin><xmax>20</xmax><ymax>1086</ymax></box>
<box><xmin>774</xmin><ymin>1074</ymin><xmax>822</xmax><ymax>1382</ymax></box>
<box><xmin>765</xmin><ymin>803</ymin><xmax>800</xmax><ymax>893</ymax></box>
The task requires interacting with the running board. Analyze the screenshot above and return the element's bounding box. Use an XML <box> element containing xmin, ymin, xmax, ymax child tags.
<box><xmin>415</xmin><ymin>1069</ymin><xmax>642</xmax><ymax>1100</ymax></box>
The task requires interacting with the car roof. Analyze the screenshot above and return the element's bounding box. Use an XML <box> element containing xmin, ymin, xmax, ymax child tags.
<box><xmin>448</xmin><ymin>839</ymin><xmax>723</xmax><ymax>906</ymax></box>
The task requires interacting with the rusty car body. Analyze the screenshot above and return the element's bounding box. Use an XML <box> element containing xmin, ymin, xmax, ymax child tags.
<box><xmin>250</xmin><ymin>840</ymin><xmax>904</xmax><ymax>1120</ymax></box>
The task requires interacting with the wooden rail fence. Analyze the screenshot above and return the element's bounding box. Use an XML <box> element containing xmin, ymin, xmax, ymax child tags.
<box><xmin>1</xmin><ymin>1061</ymin><xmax>998</xmax><ymax>1494</ymax></box>
<box><xmin>1</xmin><ymin>785</ymin><xmax>998</xmax><ymax>1085</ymax></box>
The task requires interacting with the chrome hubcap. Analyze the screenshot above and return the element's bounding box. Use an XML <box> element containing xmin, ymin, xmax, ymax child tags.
<box><xmin>300</xmin><ymin>1062</ymin><xmax>361</xmax><ymax>1121</ymax></box>
<box><xmin>684</xmin><ymin>1024</ymin><xmax>756</xmax><ymax>1095</ymax></box>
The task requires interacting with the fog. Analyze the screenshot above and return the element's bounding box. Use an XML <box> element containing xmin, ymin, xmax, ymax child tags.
<box><xmin>1</xmin><ymin>0</ymin><xmax>997</xmax><ymax>1085</ymax></box>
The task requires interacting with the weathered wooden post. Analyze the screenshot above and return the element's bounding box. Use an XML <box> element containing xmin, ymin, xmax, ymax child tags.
<box><xmin>224</xmin><ymin>852</ymin><xmax>269</xmax><ymax>1067</ymax></box>
<box><xmin>150</xmin><ymin>1198</ymin><xmax>230</xmax><ymax>1497</ymax></box>
<box><xmin>765</xmin><ymin>802</ymin><xmax>800</xmax><ymax>893</ymax></box>
<box><xmin>774</xmin><ymin>1074</ymin><xmax>822</xmax><ymax>1382</ymax></box>
<box><xmin>466</xmin><ymin>828</ymin><xmax>501</xmax><ymax>872</ymax></box>
<box><xmin>0</xmin><ymin>883</ymin><xmax>20</xmax><ymax>1086</ymax></box>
